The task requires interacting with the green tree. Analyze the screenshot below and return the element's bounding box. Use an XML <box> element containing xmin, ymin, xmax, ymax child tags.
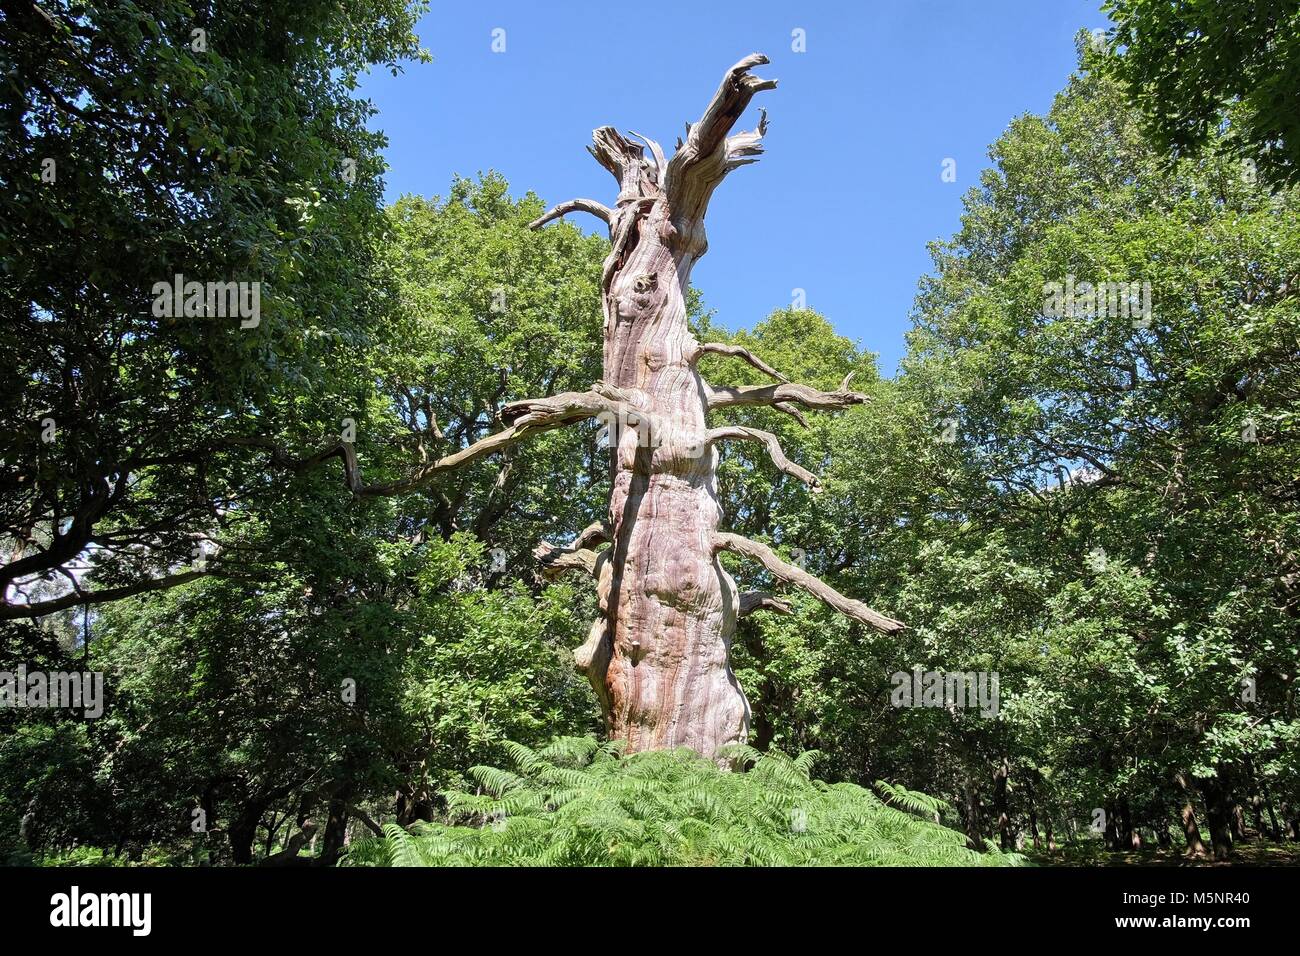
<box><xmin>1102</xmin><ymin>0</ymin><xmax>1300</xmax><ymax>187</ymax></box>
<box><xmin>902</xmin><ymin>45</ymin><xmax>1300</xmax><ymax>857</ymax></box>
<box><xmin>0</xmin><ymin>0</ymin><xmax>427</xmax><ymax>617</ymax></box>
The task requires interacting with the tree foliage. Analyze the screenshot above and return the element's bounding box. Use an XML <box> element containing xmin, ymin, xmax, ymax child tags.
<box><xmin>1101</xmin><ymin>0</ymin><xmax>1300</xmax><ymax>186</ymax></box>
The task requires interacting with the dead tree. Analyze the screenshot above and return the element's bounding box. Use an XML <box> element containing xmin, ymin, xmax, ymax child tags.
<box><xmin>300</xmin><ymin>55</ymin><xmax>904</xmax><ymax>756</ymax></box>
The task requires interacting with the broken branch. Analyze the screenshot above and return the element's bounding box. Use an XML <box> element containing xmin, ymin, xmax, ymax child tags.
<box><xmin>692</xmin><ymin>342</ymin><xmax>788</xmax><ymax>382</ymax></box>
<box><xmin>707</xmin><ymin>426</ymin><xmax>821</xmax><ymax>491</ymax></box>
<box><xmin>527</xmin><ymin>198</ymin><xmax>613</xmax><ymax>231</ymax></box>
<box><xmin>715</xmin><ymin>532</ymin><xmax>905</xmax><ymax>634</ymax></box>
<box><xmin>738</xmin><ymin>591</ymin><xmax>792</xmax><ymax>618</ymax></box>
<box><xmin>242</xmin><ymin>384</ymin><xmax>636</xmax><ymax>498</ymax></box>
<box><xmin>534</xmin><ymin>542</ymin><xmax>602</xmax><ymax>579</ymax></box>
<box><xmin>665</xmin><ymin>53</ymin><xmax>777</xmax><ymax>202</ymax></box>
<box><xmin>707</xmin><ymin>374</ymin><xmax>868</xmax><ymax>414</ymax></box>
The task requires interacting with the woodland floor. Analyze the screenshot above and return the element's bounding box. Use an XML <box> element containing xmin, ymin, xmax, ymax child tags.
<box><xmin>1027</xmin><ymin>840</ymin><xmax>1300</xmax><ymax>867</ymax></box>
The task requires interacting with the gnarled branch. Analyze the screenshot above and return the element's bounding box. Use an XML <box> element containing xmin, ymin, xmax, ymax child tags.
<box><xmin>533</xmin><ymin>520</ymin><xmax>610</xmax><ymax>580</ymax></box>
<box><xmin>0</xmin><ymin>569</ymin><xmax>208</xmax><ymax>620</ymax></box>
<box><xmin>570</xmin><ymin>521</ymin><xmax>611</xmax><ymax>550</ymax></box>
<box><xmin>528</xmin><ymin>198</ymin><xmax>613</xmax><ymax>232</ymax></box>
<box><xmin>534</xmin><ymin>543</ymin><xmax>602</xmax><ymax>579</ymax></box>
<box><xmin>665</xmin><ymin>53</ymin><xmax>777</xmax><ymax>203</ymax></box>
<box><xmin>587</xmin><ymin>127</ymin><xmax>659</xmax><ymax>204</ymax></box>
<box><xmin>240</xmin><ymin>384</ymin><xmax>636</xmax><ymax>498</ymax></box>
<box><xmin>772</xmin><ymin>402</ymin><xmax>810</xmax><ymax>428</ymax></box>
<box><xmin>707</xmin><ymin>426</ymin><xmax>821</xmax><ymax>491</ymax></box>
<box><xmin>724</xmin><ymin>106</ymin><xmax>769</xmax><ymax>172</ymax></box>
<box><xmin>715</xmin><ymin>532</ymin><xmax>905</xmax><ymax>634</ymax></box>
<box><xmin>707</xmin><ymin>373</ymin><xmax>867</xmax><ymax>414</ymax></box>
<box><xmin>738</xmin><ymin>591</ymin><xmax>792</xmax><ymax>618</ymax></box>
<box><xmin>692</xmin><ymin>342</ymin><xmax>788</xmax><ymax>382</ymax></box>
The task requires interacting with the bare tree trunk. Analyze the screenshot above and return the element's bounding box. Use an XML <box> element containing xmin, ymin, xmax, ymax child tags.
<box><xmin>1154</xmin><ymin>808</ymin><xmax>1172</xmax><ymax>848</ymax></box>
<box><xmin>526</xmin><ymin>55</ymin><xmax>903</xmax><ymax>756</ymax></box>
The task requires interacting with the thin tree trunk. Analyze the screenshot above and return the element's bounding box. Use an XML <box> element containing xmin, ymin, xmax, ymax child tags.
<box><xmin>993</xmin><ymin>758</ymin><xmax>1012</xmax><ymax>850</ymax></box>
<box><xmin>318</xmin><ymin>799</ymin><xmax>349</xmax><ymax>866</ymax></box>
<box><xmin>963</xmin><ymin>780</ymin><xmax>984</xmax><ymax>850</ymax></box>
<box><xmin>1231</xmin><ymin>800</ymin><xmax>1248</xmax><ymax>842</ymax></box>
<box><xmin>1263</xmin><ymin>791</ymin><xmax>1280</xmax><ymax>841</ymax></box>
<box><xmin>1175</xmin><ymin>771</ymin><xmax>1207</xmax><ymax>858</ymax></box>
<box><xmin>1154</xmin><ymin>810</ymin><xmax>1172</xmax><ymax>849</ymax></box>
<box><xmin>1117</xmin><ymin>796</ymin><xmax>1140</xmax><ymax>850</ymax></box>
<box><xmin>1103</xmin><ymin>798</ymin><xmax>1122</xmax><ymax>851</ymax></box>
<box><xmin>1199</xmin><ymin>775</ymin><xmax>1234</xmax><ymax>861</ymax></box>
<box><xmin>228</xmin><ymin>809</ymin><xmax>260</xmax><ymax>866</ymax></box>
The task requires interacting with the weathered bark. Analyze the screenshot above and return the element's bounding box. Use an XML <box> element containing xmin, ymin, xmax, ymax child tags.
<box><xmin>525</xmin><ymin>54</ymin><xmax>903</xmax><ymax>756</ymax></box>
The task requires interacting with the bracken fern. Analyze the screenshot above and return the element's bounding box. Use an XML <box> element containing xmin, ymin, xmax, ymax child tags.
<box><xmin>341</xmin><ymin>738</ymin><xmax>1024</xmax><ymax>867</ymax></box>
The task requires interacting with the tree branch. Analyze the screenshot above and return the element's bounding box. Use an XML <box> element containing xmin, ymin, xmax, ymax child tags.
<box><xmin>587</xmin><ymin>127</ymin><xmax>659</xmax><ymax>204</ymax></box>
<box><xmin>692</xmin><ymin>342</ymin><xmax>788</xmax><ymax>382</ymax></box>
<box><xmin>723</xmin><ymin>107</ymin><xmax>769</xmax><ymax>172</ymax></box>
<box><xmin>665</xmin><ymin>53</ymin><xmax>777</xmax><ymax>204</ymax></box>
<box><xmin>527</xmin><ymin>198</ymin><xmax>613</xmax><ymax>231</ymax></box>
<box><xmin>771</xmin><ymin>402</ymin><xmax>810</xmax><ymax>428</ymax></box>
<box><xmin>533</xmin><ymin>543</ymin><xmax>602</xmax><ymax>579</ymax></box>
<box><xmin>234</xmin><ymin>383</ymin><xmax>637</xmax><ymax>498</ymax></box>
<box><xmin>707</xmin><ymin>373</ymin><xmax>868</xmax><ymax>414</ymax></box>
<box><xmin>738</xmin><ymin>591</ymin><xmax>792</xmax><ymax>618</ymax></box>
<box><xmin>714</xmin><ymin>533</ymin><xmax>905</xmax><ymax>634</ymax></box>
<box><xmin>0</xmin><ymin>570</ymin><xmax>207</xmax><ymax>620</ymax></box>
<box><xmin>533</xmin><ymin>521</ymin><xmax>610</xmax><ymax>580</ymax></box>
<box><xmin>707</xmin><ymin>426</ymin><xmax>821</xmax><ymax>491</ymax></box>
<box><xmin>570</xmin><ymin>521</ymin><xmax>611</xmax><ymax>551</ymax></box>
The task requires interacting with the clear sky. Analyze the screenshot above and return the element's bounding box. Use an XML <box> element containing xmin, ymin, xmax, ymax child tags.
<box><xmin>358</xmin><ymin>0</ymin><xmax>1109</xmax><ymax>375</ymax></box>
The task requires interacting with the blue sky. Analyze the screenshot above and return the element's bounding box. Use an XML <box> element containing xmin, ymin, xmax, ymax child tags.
<box><xmin>358</xmin><ymin>0</ymin><xmax>1108</xmax><ymax>376</ymax></box>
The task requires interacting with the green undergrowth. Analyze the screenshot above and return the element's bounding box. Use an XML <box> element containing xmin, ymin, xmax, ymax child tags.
<box><xmin>342</xmin><ymin>737</ymin><xmax>1023</xmax><ymax>867</ymax></box>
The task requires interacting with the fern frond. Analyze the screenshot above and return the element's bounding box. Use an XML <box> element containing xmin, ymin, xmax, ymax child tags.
<box><xmin>348</xmin><ymin>737</ymin><xmax>1017</xmax><ymax>868</ymax></box>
